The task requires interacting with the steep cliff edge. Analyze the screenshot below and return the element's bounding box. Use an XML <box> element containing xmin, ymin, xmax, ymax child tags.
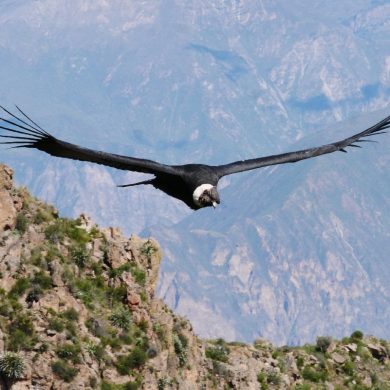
<box><xmin>0</xmin><ymin>164</ymin><xmax>389</xmax><ymax>390</ymax></box>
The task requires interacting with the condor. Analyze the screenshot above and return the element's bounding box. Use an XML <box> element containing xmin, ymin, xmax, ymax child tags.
<box><xmin>1</xmin><ymin>106</ymin><xmax>389</xmax><ymax>210</ymax></box>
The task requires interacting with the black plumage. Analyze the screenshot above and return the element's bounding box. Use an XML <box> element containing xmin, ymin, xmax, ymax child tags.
<box><xmin>1</xmin><ymin>106</ymin><xmax>389</xmax><ymax>210</ymax></box>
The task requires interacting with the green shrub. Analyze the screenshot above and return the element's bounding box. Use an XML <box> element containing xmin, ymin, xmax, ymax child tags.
<box><xmin>115</xmin><ymin>347</ymin><xmax>148</xmax><ymax>374</ymax></box>
<box><xmin>257</xmin><ymin>371</ymin><xmax>267</xmax><ymax>385</ymax></box>
<box><xmin>85</xmin><ymin>342</ymin><xmax>105</xmax><ymax>361</ymax></box>
<box><xmin>271</xmin><ymin>350</ymin><xmax>280</xmax><ymax>359</ymax></box>
<box><xmin>48</xmin><ymin>317</ymin><xmax>65</xmax><ymax>332</ymax></box>
<box><xmin>45</xmin><ymin>245</ymin><xmax>63</xmax><ymax>262</ymax></box>
<box><xmin>109</xmin><ymin>264</ymin><xmax>131</xmax><ymax>278</ymax></box>
<box><xmin>45</xmin><ymin>222</ymin><xmax>65</xmax><ymax>243</ymax></box>
<box><xmin>139</xmin><ymin>291</ymin><xmax>147</xmax><ymax>302</ymax></box>
<box><xmin>33</xmin><ymin>209</ymin><xmax>53</xmax><ymax>224</ymax></box>
<box><xmin>70</xmin><ymin>246</ymin><xmax>90</xmax><ymax>268</ymax></box>
<box><xmin>267</xmin><ymin>371</ymin><xmax>281</xmax><ymax>385</ymax></box>
<box><xmin>0</xmin><ymin>302</ymin><xmax>12</xmax><ymax>318</ymax></box>
<box><xmin>108</xmin><ymin>285</ymin><xmax>128</xmax><ymax>303</ymax></box>
<box><xmin>32</xmin><ymin>271</ymin><xmax>52</xmax><ymax>290</ymax></box>
<box><xmin>15</xmin><ymin>213</ymin><xmax>28</xmax><ymax>233</ymax></box>
<box><xmin>37</xmin><ymin>342</ymin><xmax>49</xmax><ymax>353</ymax></box>
<box><xmin>138</xmin><ymin>319</ymin><xmax>148</xmax><ymax>333</ymax></box>
<box><xmin>296</xmin><ymin>356</ymin><xmax>305</xmax><ymax>369</ymax></box>
<box><xmin>351</xmin><ymin>330</ymin><xmax>364</xmax><ymax>341</ymax></box>
<box><xmin>131</xmin><ymin>266</ymin><xmax>146</xmax><ymax>286</ymax></box>
<box><xmin>61</xmin><ymin>308</ymin><xmax>79</xmax><ymax>321</ymax></box>
<box><xmin>153</xmin><ymin>323</ymin><xmax>168</xmax><ymax>346</ymax></box>
<box><xmin>0</xmin><ymin>352</ymin><xmax>25</xmax><ymax>379</ymax></box>
<box><xmin>51</xmin><ymin>360</ymin><xmax>78</xmax><ymax>382</ymax></box>
<box><xmin>91</xmin><ymin>262</ymin><xmax>103</xmax><ymax>277</ymax></box>
<box><xmin>101</xmin><ymin>381</ymin><xmax>141</xmax><ymax>390</ymax></box>
<box><xmin>7</xmin><ymin>330</ymin><xmax>37</xmax><ymax>351</ymax></box>
<box><xmin>206</xmin><ymin>339</ymin><xmax>229</xmax><ymax>363</ymax></box>
<box><xmin>302</xmin><ymin>366</ymin><xmax>328</xmax><ymax>382</ymax></box>
<box><xmin>11</xmin><ymin>313</ymin><xmax>34</xmax><ymax>334</ymax></box>
<box><xmin>341</xmin><ymin>337</ymin><xmax>351</xmax><ymax>344</ymax></box>
<box><xmin>72</xmin><ymin>279</ymin><xmax>95</xmax><ymax>305</ymax></box>
<box><xmin>140</xmin><ymin>240</ymin><xmax>157</xmax><ymax>258</ymax></box>
<box><xmin>7</xmin><ymin>331</ymin><xmax>27</xmax><ymax>351</ymax></box>
<box><xmin>119</xmin><ymin>332</ymin><xmax>133</xmax><ymax>346</ymax></box>
<box><xmin>56</xmin><ymin>343</ymin><xmax>81</xmax><ymax>364</ymax></box>
<box><xmin>110</xmin><ymin>308</ymin><xmax>132</xmax><ymax>330</ymax></box>
<box><xmin>342</xmin><ymin>360</ymin><xmax>355</xmax><ymax>376</ymax></box>
<box><xmin>8</xmin><ymin>278</ymin><xmax>30</xmax><ymax>298</ymax></box>
<box><xmin>173</xmin><ymin>333</ymin><xmax>188</xmax><ymax>367</ymax></box>
<box><xmin>316</xmin><ymin>336</ymin><xmax>332</xmax><ymax>352</ymax></box>
<box><xmin>7</xmin><ymin>313</ymin><xmax>36</xmax><ymax>350</ymax></box>
<box><xmin>45</xmin><ymin>218</ymin><xmax>90</xmax><ymax>245</ymax></box>
<box><xmin>122</xmin><ymin>382</ymin><xmax>141</xmax><ymax>390</ymax></box>
<box><xmin>29</xmin><ymin>248</ymin><xmax>43</xmax><ymax>266</ymax></box>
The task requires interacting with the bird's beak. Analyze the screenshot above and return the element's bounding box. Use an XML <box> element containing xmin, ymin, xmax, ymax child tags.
<box><xmin>212</xmin><ymin>201</ymin><xmax>218</xmax><ymax>209</ymax></box>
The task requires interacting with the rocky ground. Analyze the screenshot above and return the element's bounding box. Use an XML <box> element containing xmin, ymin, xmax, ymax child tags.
<box><xmin>0</xmin><ymin>163</ymin><xmax>389</xmax><ymax>390</ymax></box>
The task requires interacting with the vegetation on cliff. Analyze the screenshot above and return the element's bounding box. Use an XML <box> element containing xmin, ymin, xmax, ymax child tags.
<box><xmin>0</xmin><ymin>164</ymin><xmax>389</xmax><ymax>390</ymax></box>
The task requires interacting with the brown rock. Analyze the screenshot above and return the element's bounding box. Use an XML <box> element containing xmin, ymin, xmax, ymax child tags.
<box><xmin>127</xmin><ymin>291</ymin><xmax>141</xmax><ymax>307</ymax></box>
<box><xmin>109</xmin><ymin>227</ymin><xmax>122</xmax><ymax>239</ymax></box>
<box><xmin>78</xmin><ymin>213</ymin><xmax>93</xmax><ymax>232</ymax></box>
<box><xmin>367</xmin><ymin>343</ymin><xmax>388</xmax><ymax>362</ymax></box>
<box><xmin>345</xmin><ymin>343</ymin><xmax>357</xmax><ymax>353</ymax></box>
<box><xmin>0</xmin><ymin>165</ymin><xmax>16</xmax><ymax>231</ymax></box>
<box><xmin>331</xmin><ymin>352</ymin><xmax>346</xmax><ymax>364</ymax></box>
<box><xmin>48</xmin><ymin>259</ymin><xmax>64</xmax><ymax>287</ymax></box>
<box><xmin>92</xmin><ymin>238</ymin><xmax>104</xmax><ymax>259</ymax></box>
<box><xmin>362</xmin><ymin>375</ymin><xmax>372</xmax><ymax>387</ymax></box>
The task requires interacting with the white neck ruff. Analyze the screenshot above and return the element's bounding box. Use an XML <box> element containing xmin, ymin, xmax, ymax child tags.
<box><xmin>193</xmin><ymin>183</ymin><xmax>214</xmax><ymax>207</ymax></box>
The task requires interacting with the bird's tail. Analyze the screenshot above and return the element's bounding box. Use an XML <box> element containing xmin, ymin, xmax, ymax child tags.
<box><xmin>117</xmin><ymin>179</ymin><xmax>155</xmax><ymax>188</ymax></box>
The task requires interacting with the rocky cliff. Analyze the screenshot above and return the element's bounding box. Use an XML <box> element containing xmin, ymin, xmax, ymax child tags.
<box><xmin>0</xmin><ymin>164</ymin><xmax>390</xmax><ymax>390</ymax></box>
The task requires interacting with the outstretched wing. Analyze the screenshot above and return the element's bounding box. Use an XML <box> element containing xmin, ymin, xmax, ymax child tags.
<box><xmin>215</xmin><ymin>115</ymin><xmax>390</xmax><ymax>178</ymax></box>
<box><xmin>0</xmin><ymin>106</ymin><xmax>179</xmax><ymax>176</ymax></box>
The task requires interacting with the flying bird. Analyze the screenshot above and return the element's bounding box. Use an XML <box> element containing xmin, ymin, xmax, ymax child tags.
<box><xmin>0</xmin><ymin>106</ymin><xmax>389</xmax><ymax>210</ymax></box>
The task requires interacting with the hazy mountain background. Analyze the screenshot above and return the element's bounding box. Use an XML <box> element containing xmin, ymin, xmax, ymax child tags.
<box><xmin>0</xmin><ymin>0</ymin><xmax>389</xmax><ymax>344</ymax></box>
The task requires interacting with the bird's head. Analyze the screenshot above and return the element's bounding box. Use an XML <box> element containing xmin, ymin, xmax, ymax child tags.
<box><xmin>193</xmin><ymin>184</ymin><xmax>220</xmax><ymax>209</ymax></box>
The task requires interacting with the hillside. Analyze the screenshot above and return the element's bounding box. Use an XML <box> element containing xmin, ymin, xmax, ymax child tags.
<box><xmin>0</xmin><ymin>164</ymin><xmax>390</xmax><ymax>390</ymax></box>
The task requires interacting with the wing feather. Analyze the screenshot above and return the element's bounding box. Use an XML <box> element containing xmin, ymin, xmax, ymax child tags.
<box><xmin>0</xmin><ymin>107</ymin><xmax>178</xmax><ymax>176</ymax></box>
<box><xmin>215</xmin><ymin>115</ymin><xmax>390</xmax><ymax>178</ymax></box>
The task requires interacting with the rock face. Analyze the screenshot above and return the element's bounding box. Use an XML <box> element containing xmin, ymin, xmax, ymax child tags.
<box><xmin>0</xmin><ymin>163</ymin><xmax>390</xmax><ymax>390</ymax></box>
<box><xmin>0</xmin><ymin>165</ymin><xmax>18</xmax><ymax>231</ymax></box>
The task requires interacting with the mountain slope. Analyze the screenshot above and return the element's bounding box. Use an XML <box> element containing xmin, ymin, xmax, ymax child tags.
<box><xmin>1</xmin><ymin>164</ymin><xmax>390</xmax><ymax>390</ymax></box>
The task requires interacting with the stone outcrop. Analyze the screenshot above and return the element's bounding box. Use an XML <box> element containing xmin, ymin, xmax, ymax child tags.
<box><xmin>0</xmin><ymin>165</ymin><xmax>18</xmax><ymax>231</ymax></box>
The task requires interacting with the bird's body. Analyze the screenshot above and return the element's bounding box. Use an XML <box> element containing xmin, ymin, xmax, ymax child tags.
<box><xmin>0</xmin><ymin>106</ymin><xmax>389</xmax><ymax>210</ymax></box>
<box><xmin>120</xmin><ymin>164</ymin><xmax>220</xmax><ymax>209</ymax></box>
